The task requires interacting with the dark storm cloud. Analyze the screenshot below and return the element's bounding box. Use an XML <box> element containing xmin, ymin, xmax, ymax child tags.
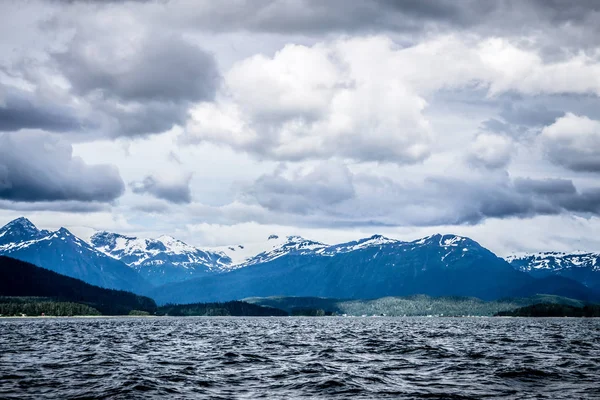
<box><xmin>384</xmin><ymin>176</ymin><xmax>600</xmax><ymax>225</ymax></box>
<box><xmin>159</xmin><ymin>0</ymin><xmax>486</xmax><ymax>34</ymax></box>
<box><xmin>246</xmin><ymin>162</ymin><xmax>355</xmax><ymax>214</ymax></box>
<box><xmin>46</xmin><ymin>31</ymin><xmax>220</xmax><ymax>137</ymax></box>
<box><xmin>54</xmin><ymin>34</ymin><xmax>219</xmax><ymax>103</ymax></box>
<box><xmin>0</xmin><ymin>85</ymin><xmax>80</xmax><ymax>132</ymax></box>
<box><xmin>0</xmin><ymin>199</ymin><xmax>109</xmax><ymax>213</ymax></box>
<box><xmin>99</xmin><ymin>101</ymin><xmax>187</xmax><ymax>137</ymax></box>
<box><xmin>0</xmin><ymin>131</ymin><xmax>125</xmax><ymax>202</ymax></box>
<box><xmin>155</xmin><ymin>0</ymin><xmax>600</xmax><ymax>48</ymax></box>
<box><xmin>514</xmin><ymin>178</ymin><xmax>576</xmax><ymax>195</ymax></box>
<box><xmin>245</xmin><ymin>165</ymin><xmax>600</xmax><ymax>227</ymax></box>
<box><xmin>556</xmin><ymin>189</ymin><xmax>600</xmax><ymax>214</ymax></box>
<box><xmin>130</xmin><ymin>174</ymin><xmax>192</xmax><ymax>204</ymax></box>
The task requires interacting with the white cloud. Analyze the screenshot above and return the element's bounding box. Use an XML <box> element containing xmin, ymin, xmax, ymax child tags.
<box><xmin>185</xmin><ymin>34</ymin><xmax>600</xmax><ymax>167</ymax></box>
<box><xmin>467</xmin><ymin>133</ymin><xmax>514</xmax><ymax>169</ymax></box>
<box><xmin>186</xmin><ymin>37</ymin><xmax>433</xmax><ymax>164</ymax></box>
<box><xmin>540</xmin><ymin>113</ymin><xmax>600</xmax><ymax>172</ymax></box>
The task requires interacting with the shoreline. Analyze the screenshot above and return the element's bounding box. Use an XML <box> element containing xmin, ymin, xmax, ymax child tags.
<box><xmin>2</xmin><ymin>315</ymin><xmax>598</xmax><ymax>319</ymax></box>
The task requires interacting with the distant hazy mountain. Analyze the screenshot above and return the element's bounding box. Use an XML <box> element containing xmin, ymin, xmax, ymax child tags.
<box><xmin>507</xmin><ymin>252</ymin><xmax>600</xmax><ymax>291</ymax></box>
<box><xmin>150</xmin><ymin>234</ymin><xmax>534</xmax><ymax>304</ymax></box>
<box><xmin>0</xmin><ymin>256</ymin><xmax>156</xmax><ymax>315</ymax></box>
<box><xmin>90</xmin><ymin>231</ymin><xmax>231</xmax><ymax>285</ymax></box>
<box><xmin>0</xmin><ymin>218</ymin><xmax>150</xmax><ymax>293</ymax></box>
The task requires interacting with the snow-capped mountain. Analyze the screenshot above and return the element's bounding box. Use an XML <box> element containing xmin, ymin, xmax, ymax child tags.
<box><xmin>0</xmin><ymin>217</ymin><xmax>49</xmax><ymax>246</ymax></box>
<box><xmin>507</xmin><ymin>251</ymin><xmax>600</xmax><ymax>289</ymax></box>
<box><xmin>150</xmin><ymin>233</ymin><xmax>531</xmax><ymax>304</ymax></box>
<box><xmin>209</xmin><ymin>234</ymin><xmax>315</xmax><ymax>266</ymax></box>
<box><xmin>507</xmin><ymin>251</ymin><xmax>600</xmax><ymax>271</ymax></box>
<box><xmin>321</xmin><ymin>234</ymin><xmax>404</xmax><ymax>255</ymax></box>
<box><xmin>237</xmin><ymin>235</ymin><xmax>328</xmax><ymax>267</ymax></box>
<box><xmin>90</xmin><ymin>231</ymin><xmax>232</xmax><ymax>285</ymax></box>
<box><xmin>214</xmin><ymin>234</ymin><xmax>404</xmax><ymax>266</ymax></box>
<box><xmin>0</xmin><ymin>218</ymin><xmax>149</xmax><ymax>293</ymax></box>
<box><xmin>4</xmin><ymin>216</ymin><xmax>598</xmax><ymax>303</ymax></box>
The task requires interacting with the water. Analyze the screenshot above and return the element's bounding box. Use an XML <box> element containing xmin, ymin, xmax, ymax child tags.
<box><xmin>1</xmin><ymin>317</ymin><xmax>599</xmax><ymax>399</ymax></box>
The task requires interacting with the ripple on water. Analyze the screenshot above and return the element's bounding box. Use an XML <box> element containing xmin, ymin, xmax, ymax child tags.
<box><xmin>0</xmin><ymin>317</ymin><xmax>599</xmax><ymax>399</ymax></box>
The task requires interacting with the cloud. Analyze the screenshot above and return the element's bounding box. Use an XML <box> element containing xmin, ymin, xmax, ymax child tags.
<box><xmin>54</xmin><ymin>33</ymin><xmax>219</xmax><ymax>103</ymax></box>
<box><xmin>0</xmin><ymin>131</ymin><xmax>125</xmax><ymax>202</ymax></box>
<box><xmin>0</xmin><ymin>200</ymin><xmax>109</xmax><ymax>213</ymax></box>
<box><xmin>540</xmin><ymin>113</ymin><xmax>600</xmax><ymax>172</ymax></box>
<box><xmin>467</xmin><ymin>133</ymin><xmax>514</xmax><ymax>169</ymax></box>
<box><xmin>147</xmin><ymin>1</ymin><xmax>600</xmax><ymax>50</ymax></box>
<box><xmin>95</xmin><ymin>101</ymin><xmax>187</xmax><ymax>138</ymax></box>
<box><xmin>131</xmin><ymin>172</ymin><xmax>193</xmax><ymax>204</ymax></box>
<box><xmin>186</xmin><ymin>37</ymin><xmax>434</xmax><ymax>164</ymax></box>
<box><xmin>11</xmin><ymin>9</ymin><xmax>222</xmax><ymax>139</ymax></box>
<box><xmin>244</xmin><ymin>163</ymin><xmax>600</xmax><ymax>227</ymax></box>
<box><xmin>183</xmin><ymin>34</ymin><xmax>600</xmax><ymax>165</ymax></box>
<box><xmin>0</xmin><ymin>85</ymin><xmax>81</xmax><ymax>132</ymax></box>
<box><xmin>514</xmin><ymin>178</ymin><xmax>576</xmax><ymax>195</ymax></box>
<box><xmin>499</xmin><ymin>103</ymin><xmax>563</xmax><ymax>128</ymax></box>
<box><xmin>246</xmin><ymin>162</ymin><xmax>355</xmax><ymax>214</ymax></box>
<box><xmin>53</xmin><ymin>30</ymin><xmax>220</xmax><ymax>137</ymax></box>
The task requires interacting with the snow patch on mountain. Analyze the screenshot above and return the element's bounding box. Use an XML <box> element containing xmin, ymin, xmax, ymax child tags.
<box><xmin>507</xmin><ymin>251</ymin><xmax>600</xmax><ymax>272</ymax></box>
<box><xmin>213</xmin><ymin>235</ymin><xmax>329</xmax><ymax>267</ymax></box>
<box><xmin>322</xmin><ymin>235</ymin><xmax>403</xmax><ymax>255</ymax></box>
<box><xmin>90</xmin><ymin>231</ymin><xmax>231</xmax><ymax>270</ymax></box>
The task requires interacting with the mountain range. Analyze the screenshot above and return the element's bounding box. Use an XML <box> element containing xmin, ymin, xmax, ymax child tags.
<box><xmin>507</xmin><ymin>252</ymin><xmax>600</xmax><ymax>292</ymax></box>
<box><xmin>1</xmin><ymin>217</ymin><xmax>599</xmax><ymax>305</ymax></box>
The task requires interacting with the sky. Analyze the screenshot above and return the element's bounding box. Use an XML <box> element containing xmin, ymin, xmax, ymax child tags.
<box><xmin>1</xmin><ymin>0</ymin><xmax>600</xmax><ymax>256</ymax></box>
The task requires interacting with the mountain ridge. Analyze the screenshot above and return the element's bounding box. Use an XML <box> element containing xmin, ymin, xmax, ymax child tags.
<box><xmin>2</xmin><ymin>217</ymin><xmax>599</xmax><ymax>304</ymax></box>
<box><xmin>0</xmin><ymin>218</ymin><xmax>150</xmax><ymax>293</ymax></box>
<box><xmin>90</xmin><ymin>230</ymin><xmax>231</xmax><ymax>285</ymax></box>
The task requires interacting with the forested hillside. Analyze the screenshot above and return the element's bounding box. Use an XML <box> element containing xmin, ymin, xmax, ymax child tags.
<box><xmin>0</xmin><ymin>256</ymin><xmax>156</xmax><ymax>315</ymax></box>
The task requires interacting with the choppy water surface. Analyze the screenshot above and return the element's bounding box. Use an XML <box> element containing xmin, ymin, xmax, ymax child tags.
<box><xmin>1</xmin><ymin>317</ymin><xmax>599</xmax><ymax>399</ymax></box>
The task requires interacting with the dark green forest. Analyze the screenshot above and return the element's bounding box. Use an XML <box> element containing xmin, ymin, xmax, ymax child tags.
<box><xmin>0</xmin><ymin>256</ymin><xmax>156</xmax><ymax>315</ymax></box>
<box><xmin>157</xmin><ymin>300</ymin><xmax>288</xmax><ymax>316</ymax></box>
<box><xmin>495</xmin><ymin>303</ymin><xmax>600</xmax><ymax>317</ymax></box>
<box><xmin>245</xmin><ymin>294</ymin><xmax>592</xmax><ymax>317</ymax></box>
<box><xmin>0</xmin><ymin>297</ymin><xmax>101</xmax><ymax>316</ymax></box>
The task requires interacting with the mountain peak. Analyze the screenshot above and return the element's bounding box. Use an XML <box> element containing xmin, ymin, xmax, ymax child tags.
<box><xmin>366</xmin><ymin>234</ymin><xmax>399</xmax><ymax>242</ymax></box>
<box><xmin>322</xmin><ymin>234</ymin><xmax>401</xmax><ymax>255</ymax></box>
<box><xmin>157</xmin><ymin>235</ymin><xmax>186</xmax><ymax>247</ymax></box>
<box><xmin>0</xmin><ymin>217</ymin><xmax>45</xmax><ymax>245</ymax></box>
<box><xmin>413</xmin><ymin>233</ymin><xmax>472</xmax><ymax>246</ymax></box>
<box><xmin>157</xmin><ymin>234</ymin><xmax>177</xmax><ymax>241</ymax></box>
<box><xmin>285</xmin><ymin>235</ymin><xmax>320</xmax><ymax>244</ymax></box>
<box><xmin>354</xmin><ymin>234</ymin><xmax>400</xmax><ymax>247</ymax></box>
<box><xmin>2</xmin><ymin>217</ymin><xmax>38</xmax><ymax>232</ymax></box>
<box><xmin>56</xmin><ymin>227</ymin><xmax>73</xmax><ymax>236</ymax></box>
